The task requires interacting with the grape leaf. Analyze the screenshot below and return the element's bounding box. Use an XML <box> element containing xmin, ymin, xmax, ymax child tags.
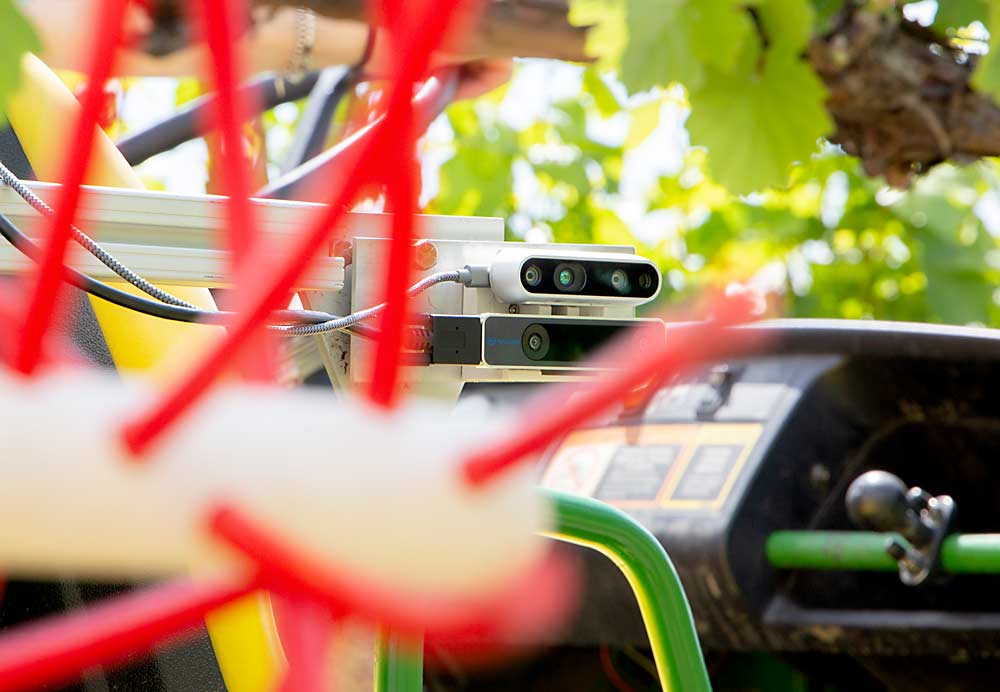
<box><xmin>810</xmin><ymin>0</ymin><xmax>843</xmax><ymax>33</ymax></box>
<box><xmin>756</xmin><ymin>0</ymin><xmax>816</xmax><ymax>56</ymax></box>
<box><xmin>686</xmin><ymin>1</ymin><xmax>756</xmax><ymax>73</ymax></box>
<box><xmin>621</xmin><ymin>0</ymin><xmax>703</xmax><ymax>93</ymax></box>
<box><xmin>620</xmin><ymin>0</ymin><xmax>754</xmax><ymax>94</ymax></box>
<box><xmin>931</xmin><ymin>0</ymin><xmax>988</xmax><ymax>30</ymax></box>
<box><xmin>919</xmin><ymin>230</ymin><xmax>993</xmax><ymax>325</ymax></box>
<box><xmin>0</xmin><ymin>0</ymin><xmax>41</xmax><ymax>126</ymax></box>
<box><xmin>582</xmin><ymin>68</ymin><xmax>620</xmax><ymax>118</ymax></box>
<box><xmin>687</xmin><ymin>47</ymin><xmax>833</xmax><ymax>194</ymax></box>
<box><xmin>569</xmin><ymin>0</ymin><xmax>627</xmax><ymax>68</ymax></box>
<box><xmin>973</xmin><ymin>1</ymin><xmax>1000</xmax><ymax>104</ymax></box>
<box><xmin>625</xmin><ymin>98</ymin><xmax>661</xmax><ymax>148</ymax></box>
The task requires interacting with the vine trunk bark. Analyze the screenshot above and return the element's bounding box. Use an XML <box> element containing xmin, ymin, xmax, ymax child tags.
<box><xmin>147</xmin><ymin>1</ymin><xmax>1000</xmax><ymax>183</ymax></box>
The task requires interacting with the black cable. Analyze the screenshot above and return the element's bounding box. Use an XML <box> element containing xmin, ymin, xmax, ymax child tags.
<box><xmin>0</xmin><ymin>209</ymin><xmax>445</xmax><ymax>354</ymax></box>
<box><xmin>279</xmin><ymin>66</ymin><xmax>354</xmax><ymax>177</ymax></box>
<box><xmin>0</xmin><ymin>210</ymin><xmax>340</xmax><ymax>328</ymax></box>
<box><xmin>0</xmin><ymin>161</ymin><xmax>199</xmax><ymax>308</ymax></box>
<box><xmin>0</xmin><ymin>210</ymin><xmax>216</xmax><ymax>324</ymax></box>
<box><xmin>116</xmin><ymin>72</ymin><xmax>321</xmax><ymax>167</ymax></box>
<box><xmin>258</xmin><ymin>69</ymin><xmax>458</xmax><ymax>200</ymax></box>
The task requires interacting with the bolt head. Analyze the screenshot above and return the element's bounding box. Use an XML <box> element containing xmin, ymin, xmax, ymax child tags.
<box><xmin>885</xmin><ymin>537</ymin><xmax>908</xmax><ymax>561</ymax></box>
<box><xmin>413</xmin><ymin>241</ymin><xmax>438</xmax><ymax>270</ymax></box>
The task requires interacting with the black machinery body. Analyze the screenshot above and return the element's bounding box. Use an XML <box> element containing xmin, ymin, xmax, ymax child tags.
<box><xmin>533</xmin><ymin>319</ymin><xmax>1000</xmax><ymax>679</ymax></box>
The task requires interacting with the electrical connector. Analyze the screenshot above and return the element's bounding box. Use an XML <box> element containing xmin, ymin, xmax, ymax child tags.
<box><xmin>457</xmin><ymin>264</ymin><xmax>491</xmax><ymax>288</ymax></box>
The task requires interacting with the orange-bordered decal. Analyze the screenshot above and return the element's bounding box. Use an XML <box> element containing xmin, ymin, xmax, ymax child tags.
<box><xmin>541</xmin><ymin>423</ymin><xmax>762</xmax><ymax>511</ymax></box>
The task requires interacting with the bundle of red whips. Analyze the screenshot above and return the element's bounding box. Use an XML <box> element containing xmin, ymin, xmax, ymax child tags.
<box><xmin>0</xmin><ymin>1</ymin><xmax>759</xmax><ymax>689</ymax></box>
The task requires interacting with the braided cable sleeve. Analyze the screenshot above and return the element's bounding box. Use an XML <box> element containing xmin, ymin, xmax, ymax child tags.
<box><xmin>0</xmin><ymin>161</ymin><xmax>199</xmax><ymax>309</ymax></box>
<box><xmin>272</xmin><ymin>270</ymin><xmax>462</xmax><ymax>337</ymax></box>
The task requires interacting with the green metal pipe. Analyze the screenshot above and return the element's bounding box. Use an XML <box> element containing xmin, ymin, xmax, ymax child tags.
<box><xmin>767</xmin><ymin>531</ymin><xmax>1000</xmax><ymax>574</ymax></box>
<box><xmin>941</xmin><ymin>535</ymin><xmax>1000</xmax><ymax>573</ymax></box>
<box><xmin>374</xmin><ymin>492</ymin><xmax>711</xmax><ymax>692</ymax></box>
<box><xmin>766</xmin><ymin>531</ymin><xmax>899</xmax><ymax>571</ymax></box>
<box><xmin>543</xmin><ymin>490</ymin><xmax>712</xmax><ymax>692</ymax></box>
<box><xmin>373</xmin><ymin>628</ymin><xmax>423</xmax><ymax>692</ymax></box>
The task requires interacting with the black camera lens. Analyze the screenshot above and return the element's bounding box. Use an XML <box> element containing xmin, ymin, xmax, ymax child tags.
<box><xmin>553</xmin><ymin>262</ymin><xmax>586</xmax><ymax>292</ymax></box>
<box><xmin>610</xmin><ymin>268</ymin><xmax>630</xmax><ymax>294</ymax></box>
<box><xmin>638</xmin><ymin>273</ymin><xmax>653</xmax><ymax>290</ymax></box>
<box><xmin>523</xmin><ymin>264</ymin><xmax>543</xmax><ymax>287</ymax></box>
<box><xmin>521</xmin><ymin>324</ymin><xmax>550</xmax><ymax>361</ymax></box>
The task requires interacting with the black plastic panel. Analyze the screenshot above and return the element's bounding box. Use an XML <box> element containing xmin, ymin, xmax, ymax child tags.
<box><xmin>534</xmin><ymin>320</ymin><xmax>1000</xmax><ymax>659</ymax></box>
<box><xmin>482</xmin><ymin>315</ymin><xmax>655</xmax><ymax>368</ymax></box>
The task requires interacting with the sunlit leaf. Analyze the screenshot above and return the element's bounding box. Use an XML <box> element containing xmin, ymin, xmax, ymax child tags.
<box><xmin>625</xmin><ymin>99</ymin><xmax>661</xmax><ymax>148</ymax></box>
<box><xmin>687</xmin><ymin>46</ymin><xmax>833</xmax><ymax>193</ymax></box>
<box><xmin>569</xmin><ymin>0</ymin><xmax>627</xmax><ymax>68</ymax></box>
<box><xmin>583</xmin><ymin>69</ymin><xmax>620</xmax><ymax>118</ymax></box>
<box><xmin>931</xmin><ymin>0</ymin><xmax>988</xmax><ymax>30</ymax></box>
<box><xmin>620</xmin><ymin>0</ymin><xmax>700</xmax><ymax>93</ymax></box>
<box><xmin>620</xmin><ymin>0</ymin><xmax>754</xmax><ymax>94</ymax></box>
<box><xmin>0</xmin><ymin>0</ymin><xmax>41</xmax><ymax>126</ymax></box>
<box><xmin>757</xmin><ymin>0</ymin><xmax>816</xmax><ymax>57</ymax></box>
<box><xmin>972</xmin><ymin>2</ymin><xmax>1000</xmax><ymax>103</ymax></box>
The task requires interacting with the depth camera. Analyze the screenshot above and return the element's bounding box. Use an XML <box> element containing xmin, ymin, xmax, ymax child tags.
<box><xmin>488</xmin><ymin>249</ymin><xmax>661</xmax><ymax>306</ymax></box>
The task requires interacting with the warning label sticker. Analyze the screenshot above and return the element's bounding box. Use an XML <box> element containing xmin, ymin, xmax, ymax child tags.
<box><xmin>541</xmin><ymin>424</ymin><xmax>761</xmax><ymax>511</ymax></box>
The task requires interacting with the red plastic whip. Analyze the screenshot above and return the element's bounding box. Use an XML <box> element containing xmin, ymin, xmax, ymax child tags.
<box><xmin>197</xmin><ymin>0</ymin><xmax>257</xmax><ymax>266</ymax></box>
<box><xmin>119</xmin><ymin>133</ymin><xmax>378</xmax><ymax>456</ymax></box>
<box><xmin>460</xmin><ymin>294</ymin><xmax>762</xmax><ymax>486</ymax></box>
<box><xmin>13</xmin><ymin>0</ymin><xmax>128</xmax><ymax>375</ymax></box>
<box><xmin>273</xmin><ymin>595</ymin><xmax>335</xmax><ymax>692</ymax></box>
<box><xmin>195</xmin><ymin>0</ymin><xmax>276</xmax><ymax>383</ymax></box>
<box><xmin>208</xmin><ymin>502</ymin><xmax>576</xmax><ymax>643</ymax></box>
<box><xmin>120</xmin><ymin>0</ymin><xmax>472</xmax><ymax>455</ymax></box>
<box><xmin>366</xmin><ymin>4</ymin><xmax>420</xmax><ymax>406</ymax></box>
<box><xmin>0</xmin><ymin>575</ymin><xmax>260</xmax><ymax>692</ymax></box>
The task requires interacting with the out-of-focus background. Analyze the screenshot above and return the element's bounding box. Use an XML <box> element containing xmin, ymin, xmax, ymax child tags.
<box><xmin>96</xmin><ymin>0</ymin><xmax>1000</xmax><ymax>328</ymax></box>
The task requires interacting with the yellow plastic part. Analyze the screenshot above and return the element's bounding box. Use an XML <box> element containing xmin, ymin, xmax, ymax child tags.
<box><xmin>205</xmin><ymin>593</ymin><xmax>286</xmax><ymax>692</ymax></box>
<box><xmin>5</xmin><ymin>53</ymin><xmax>284</xmax><ymax>690</ymax></box>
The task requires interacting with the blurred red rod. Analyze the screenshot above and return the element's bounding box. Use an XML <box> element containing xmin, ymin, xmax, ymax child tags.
<box><xmin>0</xmin><ymin>575</ymin><xmax>260</xmax><ymax>692</ymax></box>
<box><xmin>14</xmin><ymin>0</ymin><xmax>128</xmax><ymax>374</ymax></box>
<box><xmin>461</xmin><ymin>294</ymin><xmax>760</xmax><ymax>486</ymax></box>
<box><xmin>209</xmin><ymin>502</ymin><xmax>575</xmax><ymax>642</ymax></box>
<box><xmin>197</xmin><ymin>0</ymin><xmax>276</xmax><ymax>382</ymax></box>
<box><xmin>120</xmin><ymin>0</ymin><xmax>470</xmax><ymax>455</ymax></box>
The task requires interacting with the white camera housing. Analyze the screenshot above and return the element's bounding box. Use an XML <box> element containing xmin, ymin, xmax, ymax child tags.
<box><xmin>488</xmin><ymin>248</ymin><xmax>661</xmax><ymax>306</ymax></box>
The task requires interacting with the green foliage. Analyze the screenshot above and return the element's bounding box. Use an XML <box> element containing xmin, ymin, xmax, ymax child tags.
<box><xmin>972</xmin><ymin>2</ymin><xmax>1000</xmax><ymax>103</ymax></box>
<box><xmin>431</xmin><ymin>57</ymin><xmax>1000</xmax><ymax>327</ymax></box>
<box><xmin>569</xmin><ymin>0</ymin><xmax>626</xmax><ymax>68</ymax></box>
<box><xmin>572</xmin><ymin>0</ymin><xmax>1000</xmax><ymax>192</ymax></box>
<box><xmin>574</xmin><ymin>0</ymin><xmax>834</xmax><ymax>194</ymax></box>
<box><xmin>687</xmin><ymin>48</ymin><xmax>833</xmax><ymax>194</ymax></box>
<box><xmin>687</xmin><ymin>0</ymin><xmax>833</xmax><ymax>193</ymax></box>
<box><xmin>0</xmin><ymin>0</ymin><xmax>41</xmax><ymax>126</ymax></box>
<box><xmin>620</xmin><ymin>0</ymin><xmax>754</xmax><ymax>93</ymax></box>
<box><xmin>810</xmin><ymin>0</ymin><xmax>844</xmax><ymax>33</ymax></box>
<box><xmin>430</xmin><ymin>100</ymin><xmax>519</xmax><ymax>217</ymax></box>
<box><xmin>929</xmin><ymin>0</ymin><xmax>988</xmax><ymax>31</ymax></box>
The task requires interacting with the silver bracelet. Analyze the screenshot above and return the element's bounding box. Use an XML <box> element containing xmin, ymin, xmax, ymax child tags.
<box><xmin>285</xmin><ymin>7</ymin><xmax>316</xmax><ymax>84</ymax></box>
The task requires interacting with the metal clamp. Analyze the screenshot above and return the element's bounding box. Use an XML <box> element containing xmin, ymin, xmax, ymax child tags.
<box><xmin>845</xmin><ymin>470</ymin><xmax>958</xmax><ymax>586</ymax></box>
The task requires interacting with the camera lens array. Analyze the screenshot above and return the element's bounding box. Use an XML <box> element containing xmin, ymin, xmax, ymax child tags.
<box><xmin>520</xmin><ymin>259</ymin><xmax>656</xmax><ymax>298</ymax></box>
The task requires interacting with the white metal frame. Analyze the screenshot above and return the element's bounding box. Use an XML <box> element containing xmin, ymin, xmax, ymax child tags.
<box><xmin>0</xmin><ymin>182</ymin><xmax>649</xmax><ymax>393</ymax></box>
